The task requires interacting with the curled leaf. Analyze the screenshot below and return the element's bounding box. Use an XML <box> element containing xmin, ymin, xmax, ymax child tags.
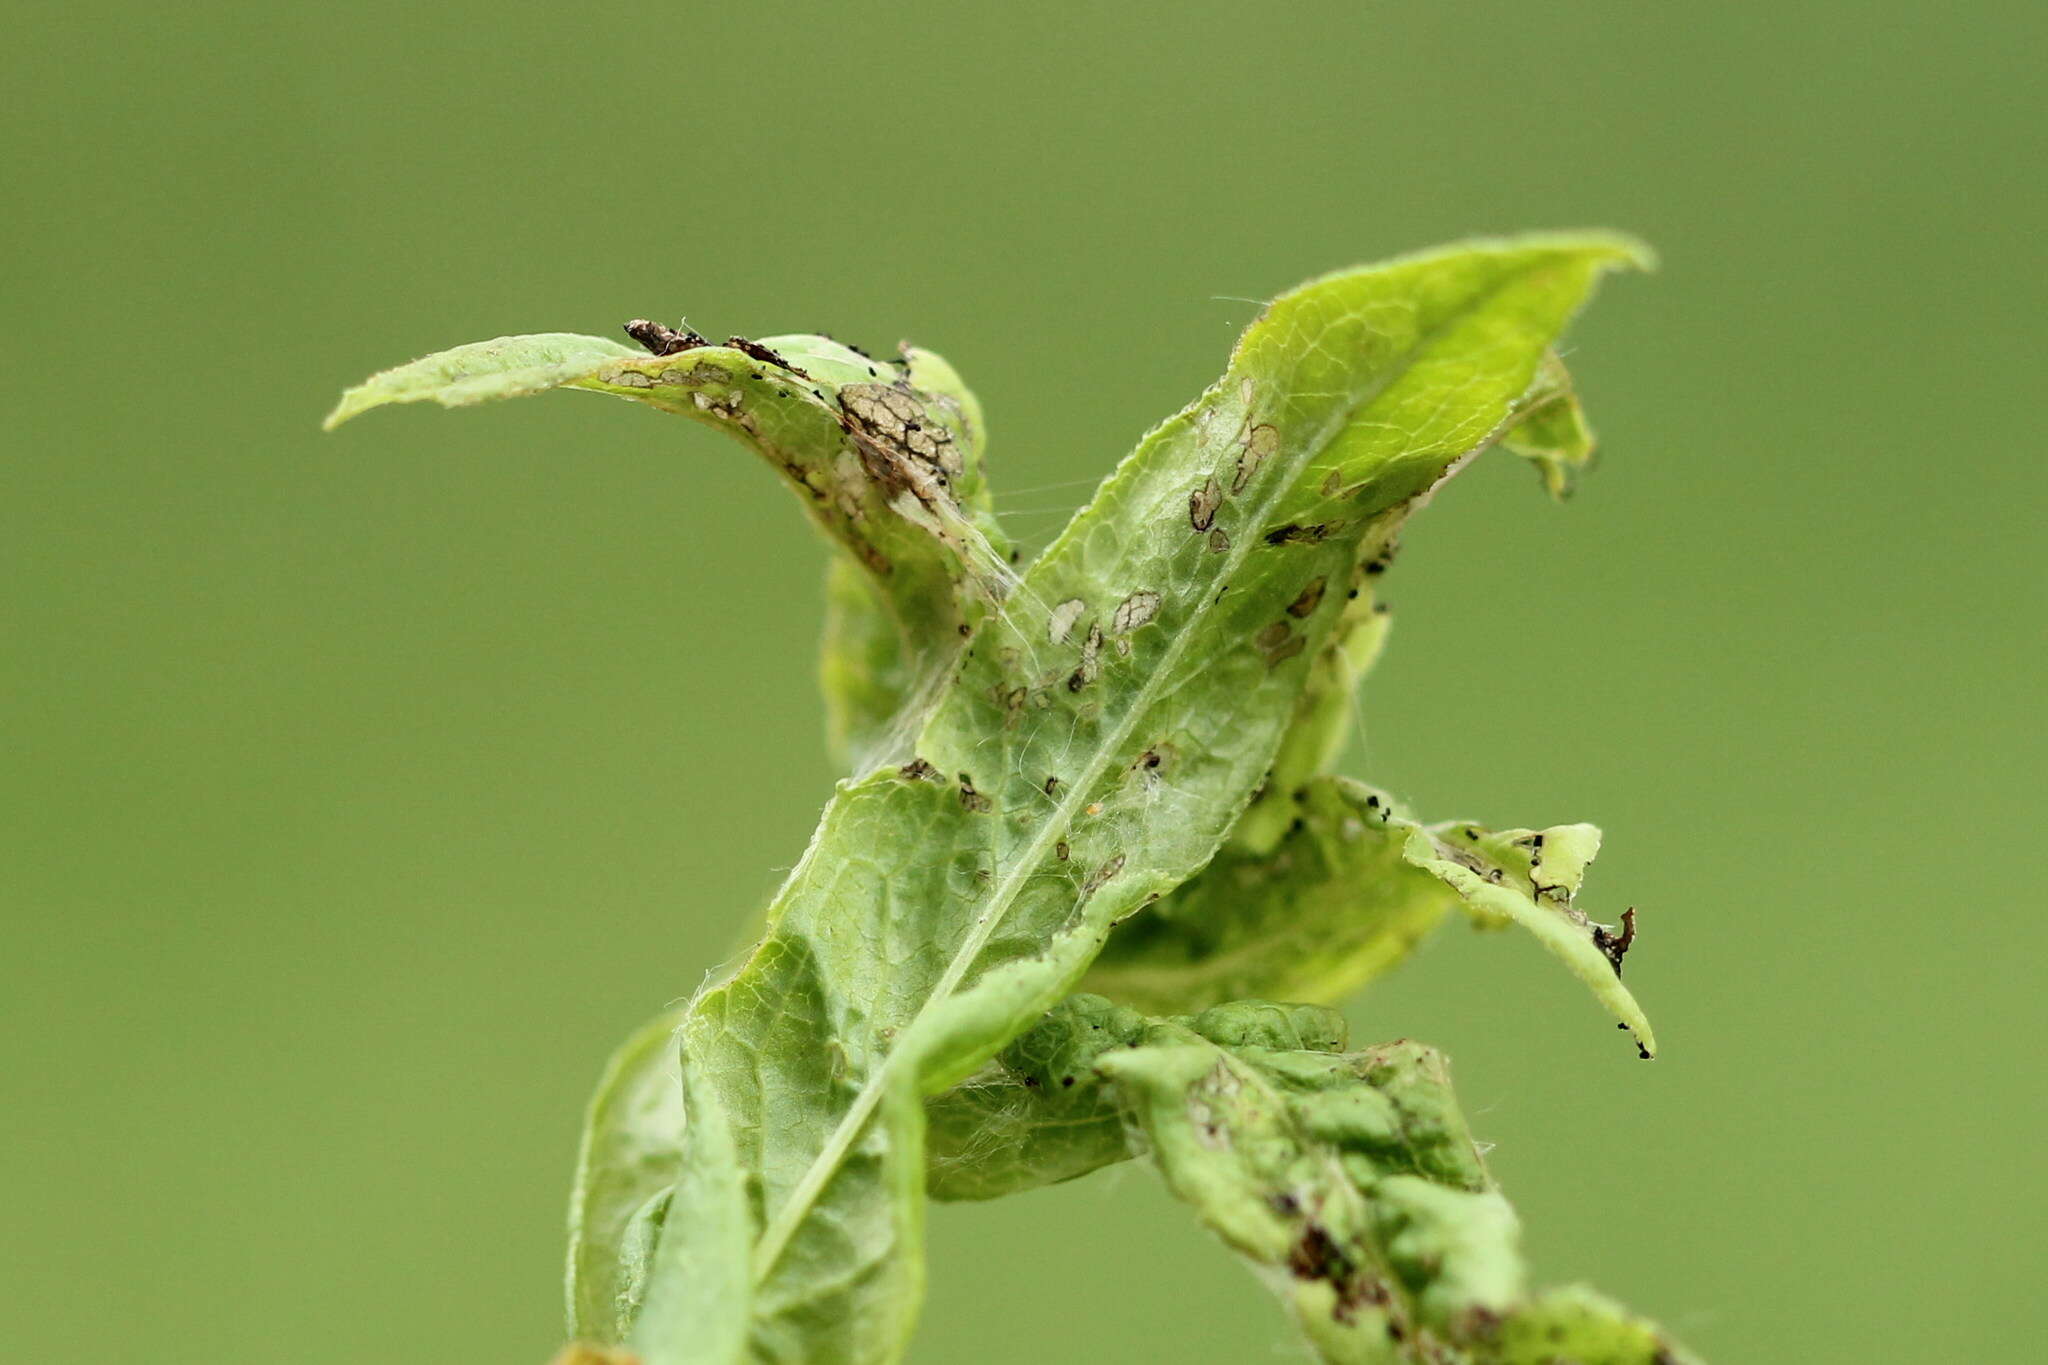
<box><xmin>565</xmin><ymin>1007</ymin><xmax>686</xmax><ymax>1343</ymax></box>
<box><xmin>1090</xmin><ymin>777</ymin><xmax>1658</xmax><ymax>1057</ymax></box>
<box><xmin>1097</xmin><ymin>1023</ymin><xmax>1697</xmax><ymax>1363</ymax></box>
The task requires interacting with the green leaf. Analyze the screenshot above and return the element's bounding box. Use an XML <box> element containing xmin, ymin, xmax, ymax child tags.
<box><xmin>1085</xmin><ymin>779</ymin><xmax>1461</xmax><ymax>1012</ymax></box>
<box><xmin>322</xmin><ymin>332</ymin><xmax>642</xmax><ymax>428</ymax></box>
<box><xmin>924</xmin><ymin>993</ymin><xmax>1347</xmax><ymax>1202</ymax></box>
<box><xmin>923</xmin><ymin>993</ymin><xmax>1148</xmax><ymax>1202</ymax></box>
<box><xmin>1224</xmin><ymin>578</ymin><xmax>1396</xmax><ymax>856</ymax></box>
<box><xmin>1502</xmin><ymin>351</ymin><xmax>1600</xmax><ymax>500</ymax></box>
<box><xmin>1477</xmin><ymin>1286</ymin><xmax>1703</xmax><ymax>1365</ymax></box>
<box><xmin>1406</xmin><ymin>817</ymin><xmax>1655</xmax><ymax>1057</ymax></box>
<box><xmin>1095</xmin><ymin>339</ymin><xmax>1633</xmax><ymax>1019</ymax></box>
<box><xmin>625</xmin><ymin>1062</ymin><xmax>754</xmax><ymax>1365</ymax></box>
<box><xmin>565</xmin><ymin>1006</ymin><xmax>686</xmax><ymax>1344</ymax></box>
<box><xmin>1086</xmin><ymin>777</ymin><xmax>1657</xmax><ymax>1057</ymax></box>
<box><xmin>1097</xmin><ymin>1024</ymin><xmax>1697</xmax><ymax>1364</ymax></box>
<box><xmin>329</xmin><ymin>329</ymin><xmax>1012</xmax><ymax>772</ymax></box>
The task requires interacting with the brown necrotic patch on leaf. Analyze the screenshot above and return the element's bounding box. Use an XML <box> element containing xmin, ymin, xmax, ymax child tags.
<box><xmin>1207</xmin><ymin>528</ymin><xmax>1231</xmax><ymax>553</ymax></box>
<box><xmin>1233</xmin><ymin>423</ymin><xmax>1279</xmax><ymax>494</ymax></box>
<box><xmin>1286</xmin><ymin>576</ymin><xmax>1327</xmax><ymax>618</ymax></box>
<box><xmin>1048</xmin><ymin>598</ymin><xmax>1086</xmax><ymax>645</ymax></box>
<box><xmin>659</xmin><ymin>361</ymin><xmax>733</xmax><ymax>390</ymax></box>
<box><xmin>1081</xmin><ymin>853</ymin><xmax>1127</xmax><ymax>899</ymax></box>
<box><xmin>1067</xmin><ymin>623</ymin><xmax>1104</xmax><ymax>692</ymax></box>
<box><xmin>1112</xmin><ymin>589</ymin><xmax>1162</xmax><ymax>635</ymax></box>
<box><xmin>1254</xmin><ymin>620</ymin><xmax>1306</xmax><ymax>668</ymax></box>
<box><xmin>838</xmin><ymin>383</ymin><xmax>963</xmax><ymax>480</ymax></box>
<box><xmin>992</xmin><ymin>683</ymin><xmax>1029</xmax><ymax>727</ymax></box>
<box><xmin>1189</xmin><ymin>476</ymin><xmax>1222</xmax><ymax>532</ymax></box>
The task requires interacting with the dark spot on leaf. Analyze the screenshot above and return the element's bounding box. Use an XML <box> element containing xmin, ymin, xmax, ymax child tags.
<box><xmin>1080</xmin><ymin>853</ymin><xmax>1125</xmax><ymax>897</ymax></box>
<box><xmin>1263</xmin><ymin>522</ymin><xmax>1333</xmax><ymax>546</ymax></box>
<box><xmin>1286</xmin><ymin>576</ymin><xmax>1327</xmax><ymax>618</ymax></box>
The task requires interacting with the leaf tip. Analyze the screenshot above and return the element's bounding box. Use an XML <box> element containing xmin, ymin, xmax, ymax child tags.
<box><xmin>319</xmin><ymin>389</ymin><xmax>366</xmax><ymax>432</ymax></box>
<box><xmin>1531</xmin><ymin>228</ymin><xmax>1657</xmax><ymax>274</ymax></box>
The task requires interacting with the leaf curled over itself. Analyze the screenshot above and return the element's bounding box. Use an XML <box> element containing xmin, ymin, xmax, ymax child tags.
<box><xmin>1502</xmin><ymin>351</ymin><xmax>1600</xmax><ymax>500</ymax></box>
<box><xmin>328</xmin><ymin>328</ymin><xmax>1013</xmax><ymax>771</ymax></box>
<box><xmin>1087</xmin><ymin>777</ymin><xmax>1658</xmax><ymax>1058</ymax></box>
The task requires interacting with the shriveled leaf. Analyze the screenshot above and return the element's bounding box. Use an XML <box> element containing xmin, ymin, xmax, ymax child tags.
<box><xmin>1477</xmin><ymin>1286</ymin><xmax>1703</xmax><ymax>1364</ymax></box>
<box><xmin>1088</xmin><ymin>777</ymin><xmax>1657</xmax><ymax>1057</ymax></box>
<box><xmin>1087</xmin><ymin>779</ymin><xmax>1455</xmax><ymax>1011</ymax></box>
<box><xmin>1502</xmin><ymin>351</ymin><xmax>1600</xmax><ymax>500</ymax></box>
<box><xmin>924</xmin><ymin>993</ymin><xmax>1347</xmax><ymax>1202</ymax></box>
<box><xmin>1098</xmin><ymin>1026</ymin><xmax>1696</xmax><ymax>1364</ymax></box>
<box><xmin>1408</xmin><ymin>818</ymin><xmax>1655</xmax><ymax>1056</ymax></box>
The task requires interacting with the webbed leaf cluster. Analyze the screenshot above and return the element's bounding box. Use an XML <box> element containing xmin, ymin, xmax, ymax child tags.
<box><xmin>329</xmin><ymin>235</ymin><xmax>1694</xmax><ymax>1364</ymax></box>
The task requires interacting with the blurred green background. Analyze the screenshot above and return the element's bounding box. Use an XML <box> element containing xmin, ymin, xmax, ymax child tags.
<box><xmin>5</xmin><ymin>3</ymin><xmax>2042</xmax><ymax>1361</ymax></box>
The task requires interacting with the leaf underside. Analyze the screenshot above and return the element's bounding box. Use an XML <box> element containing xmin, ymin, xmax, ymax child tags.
<box><xmin>329</xmin><ymin>233</ymin><xmax>1687</xmax><ymax>1365</ymax></box>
